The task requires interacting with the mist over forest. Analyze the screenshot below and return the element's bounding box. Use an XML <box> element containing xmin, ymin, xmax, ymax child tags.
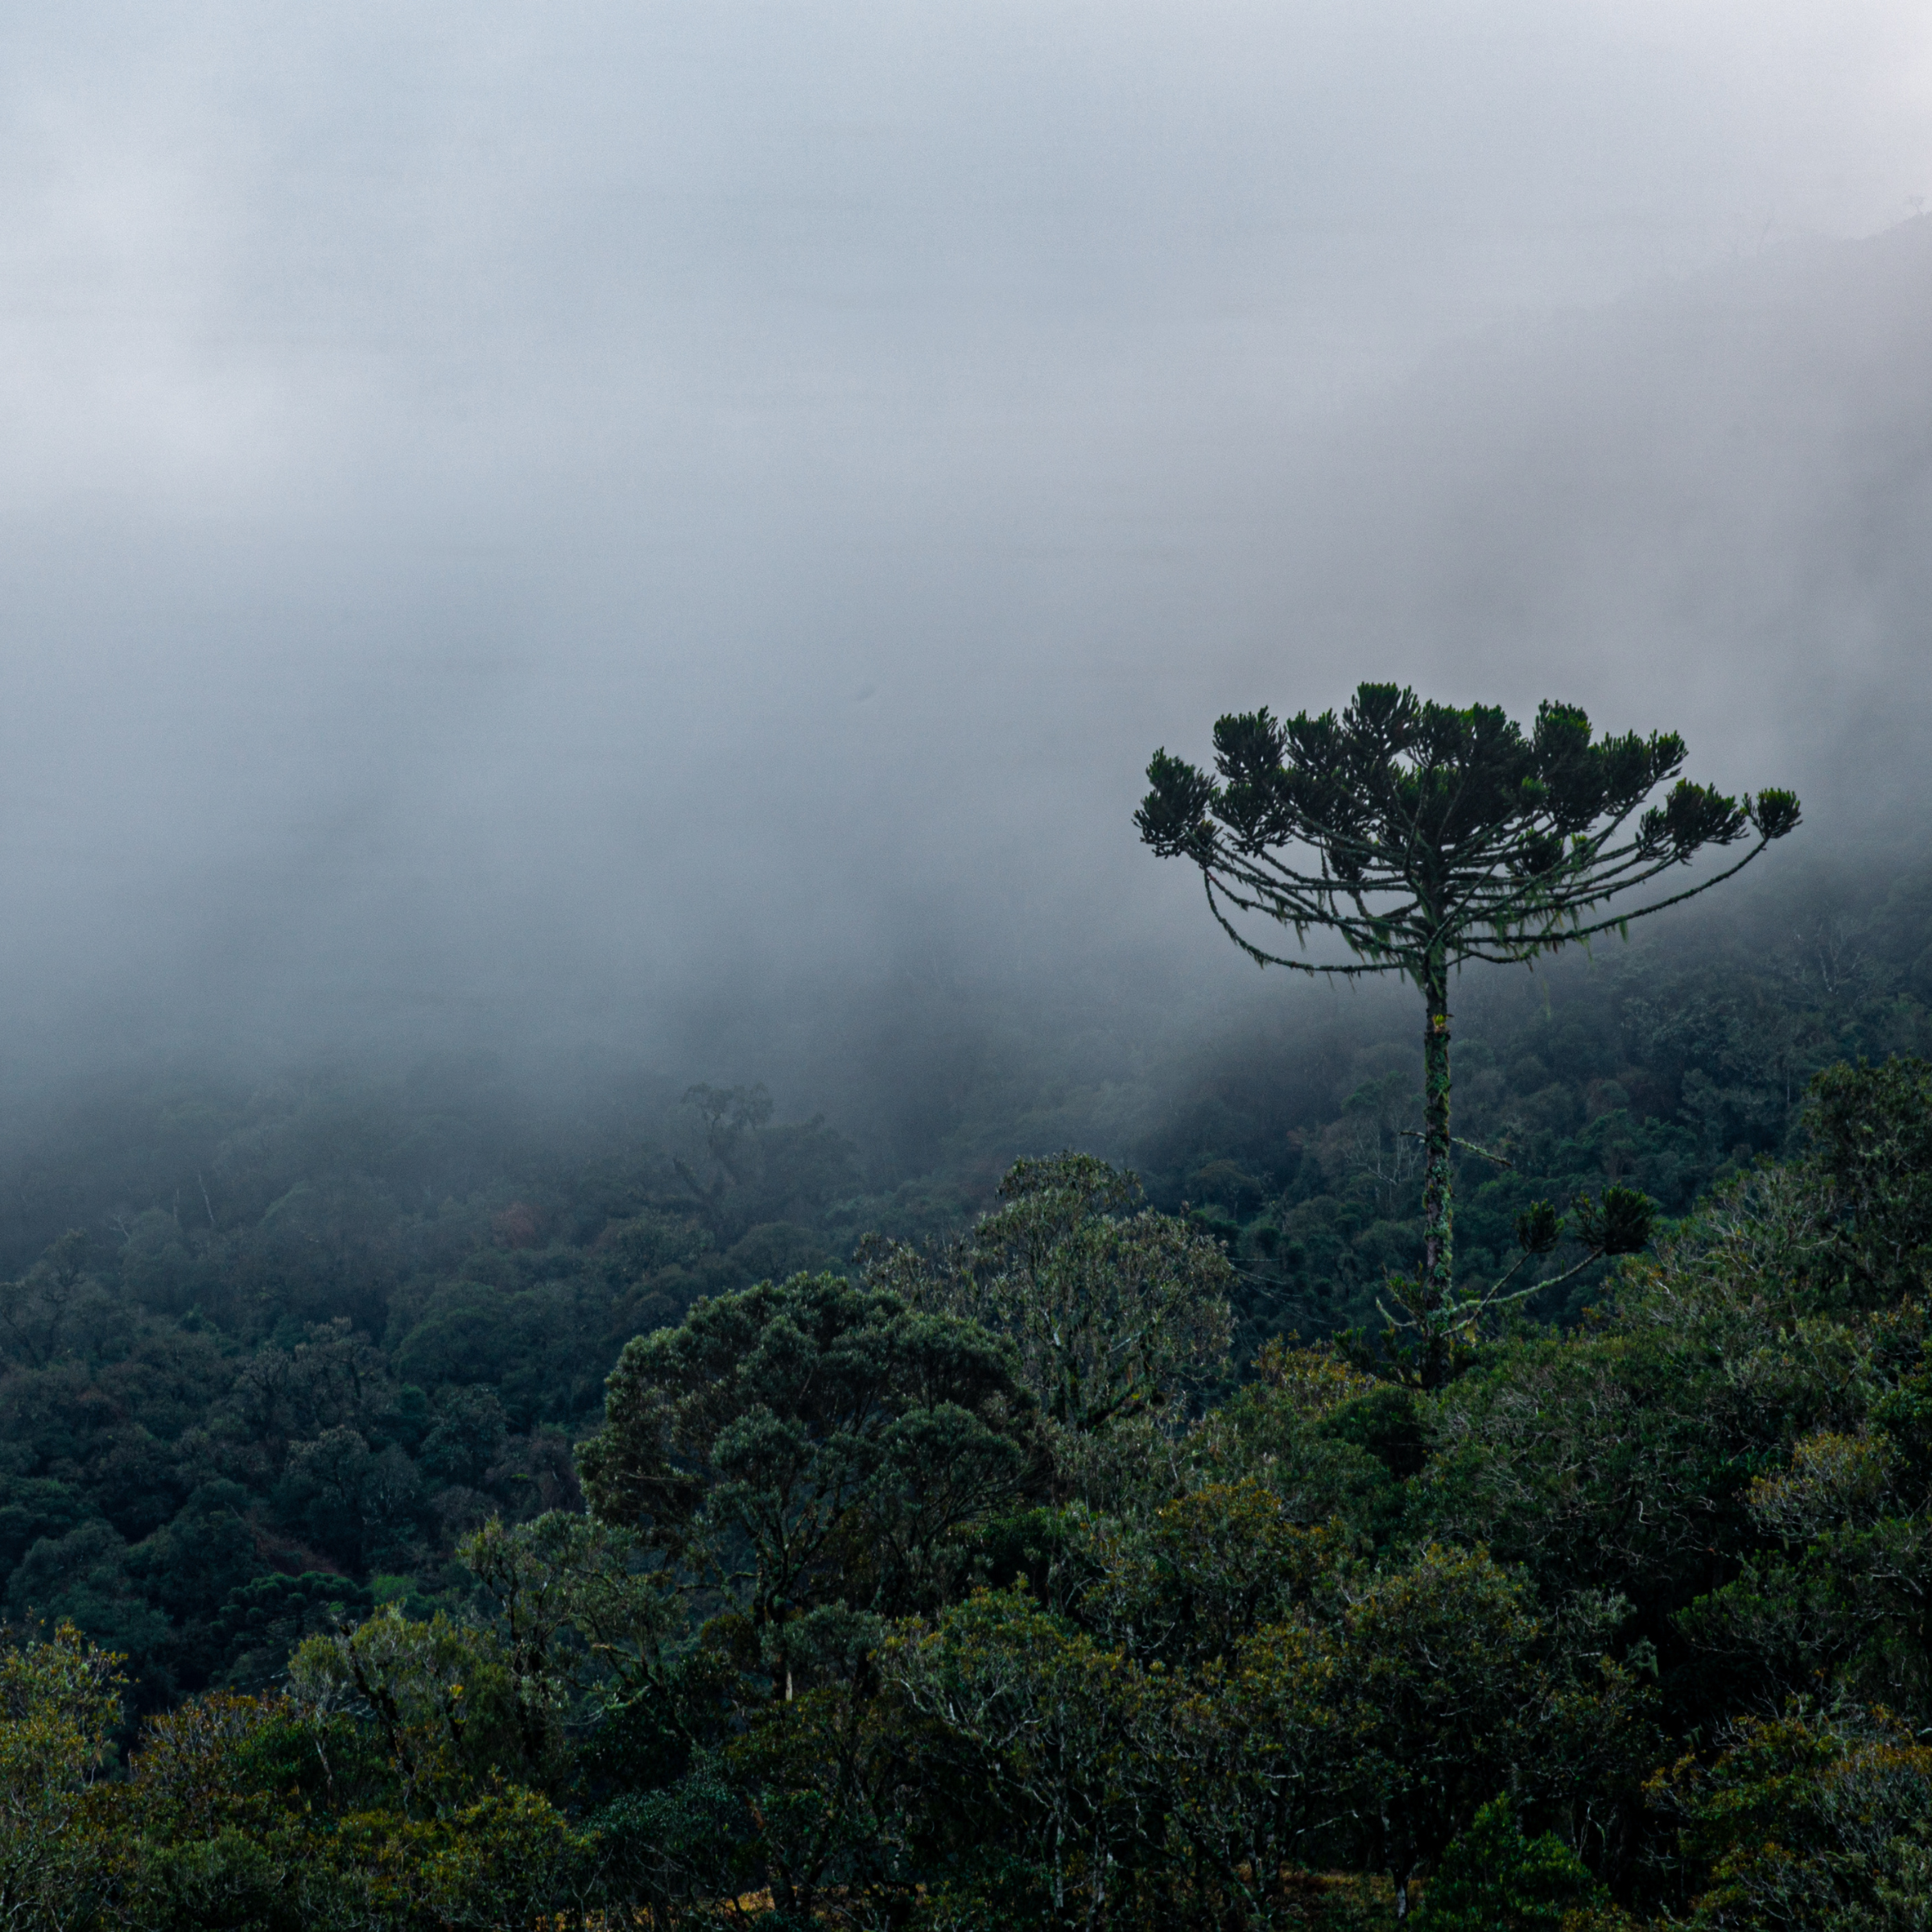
<box><xmin>0</xmin><ymin>9</ymin><xmax>1927</xmax><ymax>1099</ymax></box>
<box><xmin>7</xmin><ymin>7</ymin><xmax>1932</xmax><ymax>1929</ymax></box>
<box><xmin>4</xmin><ymin>206</ymin><xmax>1929</xmax><ymax>1123</ymax></box>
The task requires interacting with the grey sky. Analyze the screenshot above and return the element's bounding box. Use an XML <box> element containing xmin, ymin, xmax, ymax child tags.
<box><xmin>2</xmin><ymin>3</ymin><xmax>1929</xmax><ymax>1084</ymax></box>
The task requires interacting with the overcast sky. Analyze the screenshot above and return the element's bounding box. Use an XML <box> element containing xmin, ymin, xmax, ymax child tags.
<box><xmin>2</xmin><ymin>3</ymin><xmax>1930</xmax><ymax>1088</ymax></box>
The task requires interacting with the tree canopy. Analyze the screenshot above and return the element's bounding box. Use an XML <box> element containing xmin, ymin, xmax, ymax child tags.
<box><xmin>9</xmin><ymin>868</ymin><xmax>1932</xmax><ymax>1926</ymax></box>
<box><xmin>1136</xmin><ymin>684</ymin><xmax>1798</xmax><ymax>975</ymax></box>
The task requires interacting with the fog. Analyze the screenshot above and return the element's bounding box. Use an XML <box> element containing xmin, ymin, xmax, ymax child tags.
<box><xmin>3</xmin><ymin>3</ymin><xmax>1930</xmax><ymax>1133</ymax></box>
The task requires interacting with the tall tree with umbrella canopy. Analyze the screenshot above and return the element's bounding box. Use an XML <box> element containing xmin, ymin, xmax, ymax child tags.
<box><xmin>1136</xmin><ymin>683</ymin><xmax>1800</xmax><ymax>1377</ymax></box>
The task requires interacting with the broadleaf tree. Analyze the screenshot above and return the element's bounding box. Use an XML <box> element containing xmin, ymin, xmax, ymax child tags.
<box><xmin>863</xmin><ymin>1154</ymin><xmax>1233</xmax><ymax>1439</ymax></box>
<box><xmin>1136</xmin><ymin>682</ymin><xmax>1799</xmax><ymax>1377</ymax></box>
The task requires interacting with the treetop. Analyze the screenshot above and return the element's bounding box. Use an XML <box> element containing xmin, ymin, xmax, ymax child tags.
<box><xmin>1137</xmin><ymin>680</ymin><xmax>1799</xmax><ymax>976</ymax></box>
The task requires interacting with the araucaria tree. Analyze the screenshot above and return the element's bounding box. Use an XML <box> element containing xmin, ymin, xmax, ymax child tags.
<box><xmin>1136</xmin><ymin>683</ymin><xmax>1800</xmax><ymax>1368</ymax></box>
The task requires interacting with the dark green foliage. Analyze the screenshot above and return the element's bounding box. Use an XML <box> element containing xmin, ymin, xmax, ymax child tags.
<box><xmin>577</xmin><ymin>1271</ymin><xmax>1044</xmax><ymax>1640</ymax></box>
<box><xmin>1321</xmin><ymin>1385</ymin><xmax>1429</xmax><ymax>1482</ymax></box>
<box><xmin>0</xmin><ymin>1474</ymin><xmax>95</xmax><ymax>1572</ymax></box>
<box><xmin>1136</xmin><ymin>687</ymin><xmax>1786</xmax><ymax>945</ymax></box>
<box><xmin>862</xmin><ymin>1152</ymin><xmax>1233</xmax><ymax>1436</ymax></box>
<box><xmin>0</xmin><ymin>1075</ymin><xmax>877</xmax><ymax>1710</ymax></box>
<box><xmin>1414</xmin><ymin>1797</ymin><xmax>1604</xmax><ymax>1929</ymax></box>
<box><xmin>1571</xmin><ymin>1186</ymin><xmax>1655</xmax><ymax>1258</ymax></box>
<box><xmin>11</xmin><ymin>869</ymin><xmax>1932</xmax><ymax>1924</ymax></box>
<box><xmin>1647</xmin><ymin>1702</ymin><xmax>1932</xmax><ymax>1929</ymax></box>
<box><xmin>209</xmin><ymin>1571</ymin><xmax>374</xmax><ymax>1692</ymax></box>
<box><xmin>1806</xmin><ymin>1055</ymin><xmax>1932</xmax><ymax>1302</ymax></box>
<box><xmin>6</xmin><ymin>1518</ymin><xmax>171</xmax><ymax>1682</ymax></box>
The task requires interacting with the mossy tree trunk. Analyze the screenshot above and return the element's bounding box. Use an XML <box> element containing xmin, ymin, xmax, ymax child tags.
<box><xmin>1418</xmin><ymin>943</ymin><xmax>1453</xmax><ymax>1315</ymax></box>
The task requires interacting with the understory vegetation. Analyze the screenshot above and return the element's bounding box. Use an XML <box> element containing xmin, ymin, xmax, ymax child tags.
<box><xmin>6</xmin><ymin>862</ymin><xmax>1932</xmax><ymax>1926</ymax></box>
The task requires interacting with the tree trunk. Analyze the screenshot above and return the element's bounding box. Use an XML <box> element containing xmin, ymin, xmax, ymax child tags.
<box><xmin>1419</xmin><ymin>950</ymin><xmax>1453</xmax><ymax>1315</ymax></box>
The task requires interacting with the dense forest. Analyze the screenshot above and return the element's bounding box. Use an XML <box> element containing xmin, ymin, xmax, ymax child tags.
<box><xmin>8</xmin><ymin>856</ymin><xmax>1932</xmax><ymax>1926</ymax></box>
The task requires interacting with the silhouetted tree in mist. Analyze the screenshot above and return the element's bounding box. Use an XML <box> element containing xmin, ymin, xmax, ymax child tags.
<box><xmin>1137</xmin><ymin>681</ymin><xmax>1799</xmax><ymax>1381</ymax></box>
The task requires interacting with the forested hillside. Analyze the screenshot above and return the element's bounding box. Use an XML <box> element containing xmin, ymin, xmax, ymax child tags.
<box><xmin>6</xmin><ymin>857</ymin><xmax>1932</xmax><ymax>1926</ymax></box>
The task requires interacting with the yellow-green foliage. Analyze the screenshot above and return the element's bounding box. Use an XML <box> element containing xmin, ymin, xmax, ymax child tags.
<box><xmin>0</xmin><ymin>1621</ymin><xmax>122</xmax><ymax>1930</ymax></box>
